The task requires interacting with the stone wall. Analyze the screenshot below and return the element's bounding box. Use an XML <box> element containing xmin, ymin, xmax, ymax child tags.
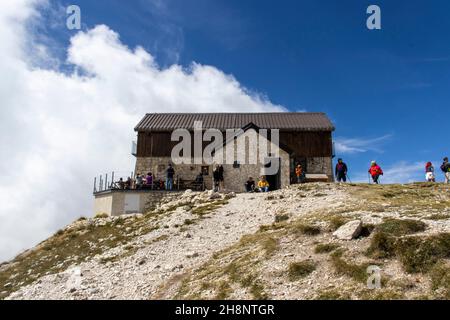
<box><xmin>307</xmin><ymin>157</ymin><xmax>334</xmax><ymax>181</ymax></box>
<box><xmin>93</xmin><ymin>190</ymin><xmax>183</xmax><ymax>216</ymax></box>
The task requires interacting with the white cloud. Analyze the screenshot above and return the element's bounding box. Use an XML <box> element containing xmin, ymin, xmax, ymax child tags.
<box><xmin>0</xmin><ymin>0</ymin><xmax>284</xmax><ymax>261</ymax></box>
<box><xmin>334</xmin><ymin>134</ymin><xmax>392</xmax><ymax>154</ymax></box>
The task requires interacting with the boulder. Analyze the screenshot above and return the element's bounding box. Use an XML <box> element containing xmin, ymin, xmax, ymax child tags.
<box><xmin>333</xmin><ymin>220</ymin><xmax>362</xmax><ymax>240</ymax></box>
<box><xmin>209</xmin><ymin>192</ymin><xmax>222</xmax><ymax>200</ymax></box>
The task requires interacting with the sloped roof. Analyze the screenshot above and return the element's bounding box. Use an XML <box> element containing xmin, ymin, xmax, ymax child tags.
<box><xmin>135</xmin><ymin>113</ymin><xmax>335</xmax><ymax>132</ymax></box>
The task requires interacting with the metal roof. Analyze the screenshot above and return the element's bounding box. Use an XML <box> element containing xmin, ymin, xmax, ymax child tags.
<box><xmin>135</xmin><ymin>113</ymin><xmax>335</xmax><ymax>132</ymax></box>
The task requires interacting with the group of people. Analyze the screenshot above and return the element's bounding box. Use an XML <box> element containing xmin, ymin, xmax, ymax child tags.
<box><xmin>245</xmin><ymin>176</ymin><xmax>270</xmax><ymax>193</ymax></box>
<box><xmin>116</xmin><ymin>164</ymin><xmax>176</xmax><ymax>191</ymax></box>
<box><xmin>115</xmin><ymin>156</ymin><xmax>450</xmax><ymax>193</ymax></box>
<box><xmin>117</xmin><ymin>172</ymin><xmax>165</xmax><ymax>190</ymax></box>
<box><xmin>335</xmin><ymin>157</ymin><xmax>450</xmax><ymax>184</ymax></box>
<box><xmin>424</xmin><ymin>157</ymin><xmax>450</xmax><ymax>183</ymax></box>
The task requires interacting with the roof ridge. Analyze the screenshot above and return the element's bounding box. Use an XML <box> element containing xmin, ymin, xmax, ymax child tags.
<box><xmin>144</xmin><ymin>112</ymin><xmax>326</xmax><ymax>115</ymax></box>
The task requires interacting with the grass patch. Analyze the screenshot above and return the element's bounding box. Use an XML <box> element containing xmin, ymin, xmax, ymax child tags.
<box><xmin>366</xmin><ymin>231</ymin><xmax>397</xmax><ymax>259</ymax></box>
<box><xmin>360</xmin><ymin>289</ymin><xmax>404</xmax><ymax>300</ymax></box>
<box><xmin>328</xmin><ymin>216</ymin><xmax>350</xmax><ymax>231</ymax></box>
<box><xmin>367</xmin><ymin>231</ymin><xmax>450</xmax><ymax>273</ymax></box>
<box><xmin>315</xmin><ymin>243</ymin><xmax>340</xmax><ymax>254</ymax></box>
<box><xmin>427</xmin><ymin>214</ymin><xmax>449</xmax><ymax>221</ymax></box>
<box><xmin>377</xmin><ymin>218</ymin><xmax>427</xmax><ymax>236</ymax></box>
<box><xmin>184</xmin><ymin>219</ymin><xmax>195</xmax><ymax>225</ymax></box>
<box><xmin>331</xmin><ymin>255</ymin><xmax>374</xmax><ymax>284</ymax></box>
<box><xmin>294</xmin><ymin>223</ymin><xmax>321</xmax><ymax>236</ymax></box>
<box><xmin>94</xmin><ymin>213</ymin><xmax>109</xmax><ymax>219</ymax></box>
<box><xmin>288</xmin><ymin>261</ymin><xmax>316</xmax><ymax>281</ymax></box>
<box><xmin>215</xmin><ymin>281</ymin><xmax>232</xmax><ymax>300</ymax></box>
<box><xmin>191</xmin><ymin>200</ymin><xmax>228</xmax><ymax>216</ymax></box>
<box><xmin>274</xmin><ymin>214</ymin><xmax>290</xmax><ymax>223</ymax></box>
<box><xmin>395</xmin><ymin>234</ymin><xmax>450</xmax><ymax>273</ymax></box>
<box><xmin>316</xmin><ymin>289</ymin><xmax>351</xmax><ymax>300</ymax></box>
<box><xmin>261</xmin><ymin>237</ymin><xmax>279</xmax><ymax>256</ymax></box>
<box><xmin>0</xmin><ymin>216</ymin><xmax>159</xmax><ymax>299</ymax></box>
<box><xmin>429</xmin><ymin>262</ymin><xmax>450</xmax><ymax>299</ymax></box>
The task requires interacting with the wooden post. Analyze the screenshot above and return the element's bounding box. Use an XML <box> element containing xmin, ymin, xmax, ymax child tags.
<box><xmin>93</xmin><ymin>177</ymin><xmax>97</xmax><ymax>193</ymax></box>
<box><xmin>111</xmin><ymin>172</ymin><xmax>115</xmax><ymax>189</ymax></box>
<box><xmin>105</xmin><ymin>174</ymin><xmax>108</xmax><ymax>190</ymax></box>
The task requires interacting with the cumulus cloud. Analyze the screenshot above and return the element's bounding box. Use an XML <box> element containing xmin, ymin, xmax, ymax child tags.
<box><xmin>0</xmin><ymin>0</ymin><xmax>284</xmax><ymax>261</ymax></box>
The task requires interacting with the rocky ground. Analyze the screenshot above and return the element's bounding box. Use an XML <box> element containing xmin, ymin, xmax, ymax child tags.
<box><xmin>1</xmin><ymin>183</ymin><xmax>450</xmax><ymax>300</ymax></box>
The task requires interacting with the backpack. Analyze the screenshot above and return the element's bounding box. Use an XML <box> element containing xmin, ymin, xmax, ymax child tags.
<box><xmin>441</xmin><ymin>163</ymin><xmax>449</xmax><ymax>173</ymax></box>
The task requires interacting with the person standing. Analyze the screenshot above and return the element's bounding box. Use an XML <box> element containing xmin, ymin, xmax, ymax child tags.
<box><xmin>295</xmin><ymin>164</ymin><xmax>304</xmax><ymax>184</ymax></box>
<box><xmin>335</xmin><ymin>158</ymin><xmax>348</xmax><ymax>183</ymax></box>
<box><xmin>368</xmin><ymin>161</ymin><xmax>383</xmax><ymax>184</ymax></box>
<box><xmin>213</xmin><ymin>165</ymin><xmax>221</xmax><ymax>192</ymax></box>
<box><xmin>425</xmin><ymin>162</ymin><xmax>436</xmax><ymax>182</ymax></box>
<box><xmin>135</xmin><ymin>174</ymin><xmax>143</xmax><ymax>189</ymax></box>
<box><xmin>166</xmin><ymin>164</ymin><xmax>175</xmax><ymax>190</ymax></box>
<box><xmin>441</xmin><ymin>157</ymin><xmax>450</xmax><ymax>184</ymax></box>
<box><xmin>218</xmin><ymin>165</ymin><xmax>225</xmax><ymax>190</ymax></box>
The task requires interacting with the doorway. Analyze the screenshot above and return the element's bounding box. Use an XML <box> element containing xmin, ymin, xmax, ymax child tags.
<box><xmin>264</xmin><ymin>157</ymin><xmax>281</xmax><ymax>191</ymax></box>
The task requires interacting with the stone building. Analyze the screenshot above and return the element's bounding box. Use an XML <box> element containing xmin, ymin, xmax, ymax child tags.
<box><xmin>133</xmin><ymin>113</ymin><xmax>335</xmax><ymax>193</ymax></box>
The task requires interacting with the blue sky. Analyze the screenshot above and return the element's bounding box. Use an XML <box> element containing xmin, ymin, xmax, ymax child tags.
<box><xmin>52</xmin><ymin>0</ymin><xmax>449</xmax><ymax>182</ymax></box>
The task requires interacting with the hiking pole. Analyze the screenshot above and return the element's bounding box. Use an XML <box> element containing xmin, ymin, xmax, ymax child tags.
<box><xmin>346</xmin><ymin>174</ymin><xmax>352</xmax><ymax>183</ymax></box>
<box><xmin>368</xmin><ymin>173</ymin><xmax>371</xmax><ymax>184</ymax></box>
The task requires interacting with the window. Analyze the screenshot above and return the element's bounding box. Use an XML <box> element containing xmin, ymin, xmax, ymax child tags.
<box><xmin>233</xmin><ymin>161</ymin><xmax>240</xmax><ymax>169</ymax></box>
<box><xmin>201</xmin><ymin>166</ymin><xmax>209</xmax><ymax>176</ymax></box>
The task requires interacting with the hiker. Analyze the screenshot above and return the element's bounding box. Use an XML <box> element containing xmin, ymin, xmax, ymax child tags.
<box><xmin>245</xmin><ymin>177</ymin><xmax>256</xmax><ymax>193</ymax></box>
<box><xmin>125</xmin><ymin>177</ymin><xmax>133</xmax><ymax>189</ymax></box>
<box><xmin>135</xmin><ymin>174</ymin><xmax>143</xmax><ymax>189</ymax></box>
<box><xmin>145</xmin><ymin>172</ymin><xmax>153</xmax><ymax>189</ymax></box>
<box><xmin>441</xmin><ymin>157</ymin><xmax>450</xmax><ymax>184</ymax></box>
<box><xmin>118</xmin><ymin>178</ymin><xmax>125</xmax><ymax>190</ymax></box>
<box><xmin>195</xmin><ymin>172</ymin><xmax>204</xmax><ymax>191</ymax></box>
<box><xmin>166</xmin><ymin>164</ymin><xmax>175</xmax><ymax>190</ymax></box>
<box><xmin>295</xmin><ymin>164</ymin><xmax>304</xmax><ymax>184</ymax></box>
<box><xmin>335</xmin><ymin>158</ymin><xmax>348</xmax><ymax>183</ymax></box>
<box><xmin>218</xmin><ymin>165</ymin><xmax>225</xmax><ymax>190</ymax></box>
<box><xmin>257</xmin><ymin>176</ymin><xmax>270</xmax><ymax>192</ymax></box>
<box><xmin>425</xmin><ymin>162</ymin><xmax>436</xmax><ymax>182</ymax></box>
<box><xmin>213</xmin><ymin>165</ymin><xmax>221</xmax><ymax>192</ymax></box>
<box><xmin>368</xmin><ymin>161</ymin><xmax>383</xmax><ymax>184</ymax></box>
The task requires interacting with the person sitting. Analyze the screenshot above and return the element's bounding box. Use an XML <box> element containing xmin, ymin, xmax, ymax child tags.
<box><xmin>125</xmin><ymin>177</ymin><xmax>133</xmax><ymax>189</ymax></box>
<box><xmin>135</xmin><ymin>174</ymin><xmax>143</xmax><ymax>189</ymax></box>
<box><xmin>245</xmin><ymin>177</ymin><xmax>255</xmax><ymax>192</ymax></box>
<box><xmin>145</xmin><ymin>172</ymin><xmax>153</xmax><ymax>189</ymax></box>
<box><xmin>194</xmin><ymin>172</ymin><xmax>204</xmax><ymax>191</ymax></box>
<box><xmin>257</xmin><ymin>176</ymin><xmax>270</xmax><ymax>192</ymax></box>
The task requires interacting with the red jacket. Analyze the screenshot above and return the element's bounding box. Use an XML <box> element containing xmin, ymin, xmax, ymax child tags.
<box><xmin>369</xmin><ymin>165</ymin><xmax>383</xmax><ymax>176</ymax></box>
